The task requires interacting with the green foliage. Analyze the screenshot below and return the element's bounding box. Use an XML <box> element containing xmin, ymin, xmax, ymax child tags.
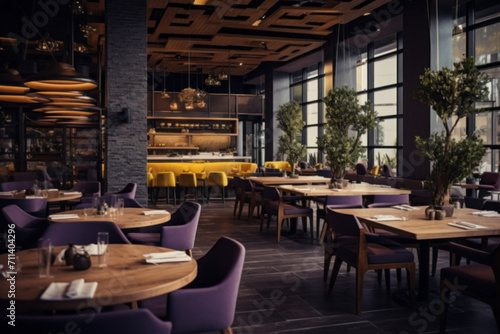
<box><xmin>376</xmin><ymin>152</ymin><xmax>397</xmax><ymax>170</ymax></box>
<box><xmin>276</xmin><ymin>100</ymin><xmax>307</xmax><ymax>176</ymax></box>
<box><xmin>415</xmin><ymin>57</ymin><xmax>489</xmax><ymax>205</ymax></box>
<box><xmin>317</xmin><ymin>85</ymin><xmax>377</xmax><ymax>180</ymax></box>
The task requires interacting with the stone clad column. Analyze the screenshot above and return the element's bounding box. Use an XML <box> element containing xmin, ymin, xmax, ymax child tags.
<box><xmin>105</xmin><ymin>0</ymin><xmax>148</xmax><ymax>205</ymax></box>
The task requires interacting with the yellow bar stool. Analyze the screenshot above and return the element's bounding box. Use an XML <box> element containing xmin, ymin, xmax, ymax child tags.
<box><xmin>156</xmin><ymin>171</ymin><xmax>177</xmax><ymax>204</ymax></box>
<box><xmin>207</xmin><ymin>171</ymin><xmax>228</xmax><ymax>203</ymax></box>
<box><xmin>147</xmin><ymin>169</ymin><xmax>155</xmax><ymax>204</ymax></box>
<box><xmin>179</xmin><ymin>172</ymin><xmax>198</xmax><ymax>202</ymax></box>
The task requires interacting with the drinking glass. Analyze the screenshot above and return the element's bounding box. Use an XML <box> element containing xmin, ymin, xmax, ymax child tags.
<box><xmin>97</xmin><ymin>232</ymin><xmax>109</xmax><ymax>268</ymax></box>
<box><xmin>116</xmin><ymin>198</ymin><xmax>124</xmax><ymax>216</ymax></box>
<box><xmin>83</xmin><ymin>206</ymin><xmax>93</xmax><ymax>218</ymax></box>
<box><xmin>38</xmin><ymin>238</ymin><xmax>53</xmax><ymax>278</ymax></box>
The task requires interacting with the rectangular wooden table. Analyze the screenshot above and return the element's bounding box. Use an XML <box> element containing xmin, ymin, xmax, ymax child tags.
<box><xmin>246</xmin><ymin>175</ymin><xmax>330</xmax><ymax>186</ymax></box>
<box><xmin>332</xmin><ymin>207</ymin><xmax>500</xmax><ymax>299</ymax></box>
<box><xmin>276</xmin><ymin>184</ymin><xmax>411</xmax><ymax>197</ymax></box>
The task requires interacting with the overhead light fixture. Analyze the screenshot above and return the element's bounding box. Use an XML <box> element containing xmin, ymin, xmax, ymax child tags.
<box><xmin>205</xmin><ymin>74</ymin><xmax>220</xmax><ymax>86</ymax></box>
<box><xmin>72</xmin><ymin>0</ymin><xmax>85</xmax><ymax>15</ymax></box>
<box><xmin>363</xmin><ymin>12</ymin><xmax>371</xmax><ymax>16</ymax></box>
<box><xmin>252</xmin><ymin>15</ymin><xmax>265</xmax><ymax>27</ymax></box>
<box><xmin>24</xmin><ymin>62</ymin><xmax>97</xmax><ymax>91</ymax></box>
<box><xmin>218</xmin><ymin>70</ymin><xmax>228</xmax><ymax>80</ymax></box>
<box><xmin>80</xmin><ymin>24</ymin><xmax>96</xmax><ymax>38</ymax></box>
<box><xmin>161</xmin><ymin>70</ymin><xmax>170</xmax><ymax>99</ymax></box>
<box><xmin>0</xmin><ymin>68</ymin><xmax>30</xmax><ymax>94</ymax></box>
<box><xmin>35</xmin><ymin>33</ymin><xmax>60</xmax><ymax>52</ymax></box>
<box><xmin>452</xmin><ymin>0</ymin><xmax>463</xmax><ymax>36</ymax></box>
<box><xmin>170</xmin><ymin>101</ymin><xmax>178</xmax><ymax>110</ymax></box>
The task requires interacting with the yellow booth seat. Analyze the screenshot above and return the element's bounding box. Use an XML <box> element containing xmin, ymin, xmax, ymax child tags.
<box><xmin>264</xmin><ymin>161</ymin><xmax>292</xmax><ymax>173</ymax></box>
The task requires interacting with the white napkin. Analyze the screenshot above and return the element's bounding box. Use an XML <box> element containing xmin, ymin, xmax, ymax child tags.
<box><xmin>330</xmin><ymin>189</ymin><xmax>343</xmax><ymax>192</ymax></box>
<box><xmin>370</xmin><ymin>215</ymin><xmax>402</xmax><ymax>221</ymax></box>
<box><xmin>40</xmin><ymin>280</ymin><xmax>98</xmax><ymax>300</ymax></box>
<box><xmin>142</xmin><ymin>210</ymin><xmax>169</xmax><ymax>216</ymax></box>
<box><xmin>392</xmin><ymin>205</ymin><xmax>420</xmax><ymax>211</ymax></box>
<box><xmin>49</xmin><ymin>214</ymin><xmax>79</xmax><ymax>220</ymax></box>
<box><xmin>448</xmin><ymin>221</ymin><xmax>486</xmax><ymax>230</ymax></box>
<box><xmin>143</xmin><ymin>251</ymin><xmax>191</xmax><ymax>264</ymax></box>
<box><xmin>63</xmin><ymin>191</ymin><xmax>81</xmax><ymax>195</ymax></box>
<box><xmin>294</xmin><ymin>187</ymin><xmax>310</xmax><ymax>191</ymax></box>
<box><xmin>0</xmin><ymin>192</ymin><xmax>13</xmax><ymax>196</ymax></box>
<box><xmin>472</xmin><ymin>211</ymin><xmax>500</xmax><ymax>217</ymax></box>
<box><xmin>48</xmin><ymin>189</ymin><xmax>59</xmax><ymax>192</ymax></box>
<box><xmin>25</xmin><ymin>195</ymin><xmax>43</xmax><ymax>199</ymax></box>
<box><xmin>65</xmin><ymin>279</ymin><xmax>85</xmax><ymax>298</ymax></box>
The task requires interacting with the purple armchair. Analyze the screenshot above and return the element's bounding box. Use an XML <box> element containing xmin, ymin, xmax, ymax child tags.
<box><xmin>104</xmin><ymin>182</ymin><xmax>137</xmax><ymax>199</ymax></box>
<box><xmin>127</xmin><ymin>202</ymin><xmax>201</xmax><ymax>256</ymax></box>
<box><xmin>367</xmin><ymin>194</ymin><xmax>410</xmax><ymax>208</ymax></box>
<box><xmin>15</xmin><ymin>309</ymin><xmax>172</xmax><ymax>334</ymax></box>
<box><xmin>41</xmin><ymin>221</ymin><xmax>131</xmax><ymax>246</ymax></box>
<box><xmin>355</xmin><ymin>163</ymin><xmax>368</xmax><ymax>175</ymax></box>
<box><xmin>165</xmin><ymin>237</ymin><xmax>245</xmax><ymax>334</ymax></box>
<box><xmin>81</xmin><ymin>195</ymin><xmax>144</xmax><ymax>208</ymax></box>
<box><xmin>440</xmin><ymin>243</ymin><xmax>500</xmax><ymax>332</ymax></box>
<box><xmin>478</xmin><ymin>172</ymin><xmax>500</xmax><ymax>198</ymax></box>
<box><xmin>0</xmin><ymin>181</ymin><xmax>35</xmax><ymax>192</ymax></box>
<box><xmin>0</xmin><ymin>197</ymin><xmax>47</xmax><ymax>218</ymax></box>
<box><xmin>1</xmin><ymin>204</ymin><xmax>48</xmax><ymax>249</ymax></box>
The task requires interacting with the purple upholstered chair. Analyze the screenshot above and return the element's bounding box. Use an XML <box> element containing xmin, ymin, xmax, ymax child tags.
<box><xmin>0</xmin><ymin>181</ymin><xmax>35</xmax><ymax>192</ymax></box>
<box><xmin>1</xmin><ymin>204</ymin><xmax>48</xmax><ymax>249</ymax></box>
<box><xmin>316</xmin><ymin>168</ymin><xmax>332</xmax><ymax>179</ymax></box>
<box><xmin>15</xmin><ymin>309</ymin><xmax>172</xmax><ymax>334</ymax></box>
<box><xmin>165</xmin><ymin>237</ymin><xmax>245</xmax><ymax>334</ymax></box>
<box><xmin>478</xmin><ymin>172</ymin><xmax>500</xmax><ymax>198</ymax></box>
<box><xmin>104</xmin><ymin>182</ymin><xmax>137</xmax><ymax>199</ymax></box>
<box><xmin>81</xmin><ymin>196</ymin><xmax>144</xmax><ymax>208</ymax></box>
<box><xmin>127</xmin><ymin>201</ymin><xmax>201</xmax><ymax>256</ymax></box>
<box><xmin>317</xmin><ymin>195</ymin><xmax>363</xmax><ymax>280</ymax></box>
<box><xmin>66</xmin><ymin>181</ymin><xmax>101</xmax><ymax>207</ymax></box>
<box><xmin>260</xmin><ymin>186</ymin><xmax>313</xmax><ymax>242</ymax></box>
<box><xmin>355</xmin><ymin>163</ymin><xmax>368</xmax><ymax>176</ymax></box>
<box><xmin>382</xmin><ymin>164</ymin><xmax>393</xmax><ymax>177</ymax></box>
<box><xmin>41</xmin><ymin>221</ymin><xmax>131</xmax><ymax>246</ymax></box>
<box><xmin>0</xmin><ymin>197</ymin><xmax>47</xmax><ymax>218</ymax></box>
<box><xmin>327</xmin><ymin>210</ymin><xmax>415</xmax><ymax>315</ymax></box>
<box><xmin>440</xmin><ymin>242</ymin><xmax>500</xmax><ymax>332</ymax></box>
<box><xmin>367</xmin><ymin>194</ymin><xmax>410</xmax><ymax>208</ymax></box>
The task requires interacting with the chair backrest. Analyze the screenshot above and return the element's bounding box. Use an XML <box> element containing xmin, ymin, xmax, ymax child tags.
<box><xmin>81</xmin><ymin>196</ymin><xmax>144</xmax><ymax>208</ymax></box>
<box><xmin>16</xmin><ymin>309</ymin><xmax>172</xmax><ymax>334</ymax></box>
<box><xmin>480</xmin><ymin>172</ymin><xmax>500</xmax><ymax>187</ymax></box>
<box><xmin>41</xmin><ymin>221</ymin><xmax>131</xmax><ymax>246</ymax></box>
<box><xmin>0</xmin><ymin>197</ymin><xmax>47</xmax><ymax>218</ymax></box>
<box><xmin>327</xmin><ymin>209</ymin><xmax>362</xmax><ymax>238</ymax></box>
<box><xmin>382</xmin><ymin>164</ymin><xmax>393</xmax><ymax>177</ymax></box>
<box><xmin>0</xmin><ymin>181</ymin><xmax>35</xmax><ymax>192</ymax></box>
<box><xmin>263</xmin><ymin>172</ymin><xmax>284</xmax><ymax>177</ymax></box>
<box><xmin>106</xmin><ymin>183</ymin><xmax>137</xmax><ymax>198</ymax></box>
<box><xmin>316</xmin><ymin>168</ymin><xmax>332</xmax><ymax>179</ymax></box>
<box><xmin>262</xmin><ymin>185</ymin><xmax>280</xmax><ymax>201</ymax></box>
<box><xmin>355</xmin><ymin>163</ymin><xmax>368</xmax><ymax>176</ymax></box>
<box><xmin>239</xmin><ymin>178</ymin><xmax>253</xmax><ymax>192</ymax></box>
<box><xmin>70</xmin><ymin>181</ymin><xmax>101</xmax><ymax>197</ymax></box>
<box><xmin>464</xmin><ymin>196</ymin><xmax>486</xmax><ymax>210</ymax></box>
<box><xmin>160</xmin><ymin>201</ymin><xmax>201</xmax><ymax>251</ymax></box>
<box><xmin>179</xmin><ymin>172</ymin><xmax>197</xmax><ymax>187</ymax></box>
<box><xmin>324</xmin><ymin>195</ymin><xmax>363</xmax><ymax>208</ymax></box>
<box><xmin>167</xmin><ymin>237</ymin><xmax>245</xmax><ymax>334</ymax></box>
<box><xmin>368</xmin><ymin>194</ymin><xmax>410</xmax><ymax>208</ymax></box>
<box><xmin>481</xmin><ymin>200</ymin><xmax>500</xmax><ymax>213</ymax></box>
<box><xmin>2</xmin><ymin>204</ymin><xmax>47</xmax><ymax>249</ymax></box>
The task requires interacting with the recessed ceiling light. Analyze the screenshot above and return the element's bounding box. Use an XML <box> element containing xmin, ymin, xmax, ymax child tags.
<box><xmin>363</xmin><ymin>12</ymin><xmax>371</xmax><ymax>16</ymax></box>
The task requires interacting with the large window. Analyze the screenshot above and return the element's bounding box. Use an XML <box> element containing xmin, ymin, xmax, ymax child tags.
<box><xmin>289</xmin><ymin>63</ymin><xmax>324</xmax><ymax>166</ymax></box>
<box><xmin>452</xmin><ymin>0</ymin><xmax>500</xmax><ymax>172</ymax></box>
<box><xmin>356</xmin><ymin>33</ymin><xmax>403</xmax><ymax>175</ymax></box>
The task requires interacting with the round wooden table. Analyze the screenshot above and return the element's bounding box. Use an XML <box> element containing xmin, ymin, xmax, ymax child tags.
<box><xmin>48</xmin><ymin>207</ymin><xmax>171</xmax><ymax>229</ymax></box>
<box><xmin>0</xmin><ymin>244</ymin><xmax>197</xmax><ymax>311</ymax></box>
<box><xmin>0</xmin><ymin>190</ymin><xmax>82</xmax><ymax>203</ymax></box>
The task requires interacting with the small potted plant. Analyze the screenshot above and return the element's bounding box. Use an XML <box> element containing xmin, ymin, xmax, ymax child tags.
<box><xmin>415</xmin><ymin>57</ymin><xmax>489</xmax><ymax>215</ymax></box>
<box><xmin>317</xmin><ymin>85</ymin><xmax>377</xmax><ymax>187</ymax></box>
<box><xmin>276</xmin><ymin>100</ymin><xmax>307</xmax><ymax>178</ymax></box>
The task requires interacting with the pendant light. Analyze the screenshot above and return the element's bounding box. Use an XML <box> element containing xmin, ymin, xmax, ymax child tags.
<box><xmin>0</xmin><ymin>68</ymin><xmax>29</xmax><ymax>94</ymax></box>
<box><xmin>161</xmin><ymin>70</ymin><xmax>170</xmax><ymax>99</ymax></box>
<box><xmin>24</xmin><ymin>62</ymin><xmax>97</xmax><ymax>91</ymax></box>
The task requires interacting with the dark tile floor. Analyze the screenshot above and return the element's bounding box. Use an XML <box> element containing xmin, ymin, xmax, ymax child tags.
<box><xmin>152</xmin><ymin>199</ymin><xmax>498</xmax><ymax>334</ymax></box>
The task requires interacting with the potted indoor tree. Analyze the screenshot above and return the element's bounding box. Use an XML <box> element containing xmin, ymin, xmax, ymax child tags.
<box><xmin>415</xmin><ymin>57</ymin><xmax>489</xmax><ymax>214</ymax></box>
<box><xmin>317</xmin><ymin>85</ymin><xmax>377</xmax><ymax>186</ymax></box>
<box><xmin>276</xmin><ymin>100</ymin><xmax>307</xmax><ymax>178</ymax></box>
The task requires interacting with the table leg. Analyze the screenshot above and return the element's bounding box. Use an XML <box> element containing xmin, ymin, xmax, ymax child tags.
<box><xmin>417</xmin><ymin>241</ymin><xmax>430</xmax><ymax>300</ymax></box>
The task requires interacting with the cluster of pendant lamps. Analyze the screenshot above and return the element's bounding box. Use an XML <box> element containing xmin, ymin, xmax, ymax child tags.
<box><xmin>0</xmin><ymin>62</ymin><xmax>99</xmax><ymax>125</ymax></box>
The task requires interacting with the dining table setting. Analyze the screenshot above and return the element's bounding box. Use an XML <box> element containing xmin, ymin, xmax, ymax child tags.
<box><xmin>0</xmin><ymin>189</ymin><xmax>82</xmax><ymax>203</ymax></box>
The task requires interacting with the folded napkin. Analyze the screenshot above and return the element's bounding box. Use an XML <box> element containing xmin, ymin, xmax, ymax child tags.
<box><xmin>330</xmin><ymin>189</ymin><xmax>343</xmax><ymax>192</ymax></box>
<box><xmin>143</xmin><ymin>251</ymin><xmax>192</xmax><ymax>264</ymax></box>
<box><xmin>370</xmin><ymin>215</ymin><xmax>402</xmax><ymax>221</ymax></box>
<box><xmin>472</xmin><ymin>211</ymin><xmax>500</xmax><ymax>217</ymax></box>
<box><xmin>25</xmin><ymin>195</ymin><xmax>43</xmax><ymax>199</ymax></box>
<box><xmin>294</xmin><ymin>187</ymin><xmax>310</xmax><ymax>191</ymax></box>
<box><xmin>49</xmin><ymin>214</ymin><xmax>79</xmax><ymax>220</ymax></box>
<box><xmin>40</xmin><ymin>279</ymin><xmax>98</xmax><ymax>300</ymax></box>
<box><xmin>392</xmin><ymin>205</ymin><xmax>420</xmax><ymax>211</ymax></box>
<box><xmin>48</xmin><ymin>189</ymin><xmax>59</xmax><ymax>192</ymax></box>
<box><xmin>0</xmin><ymin>191</ymin><xmax>13</xmax><ymax>196</ymax></box>
<box><xmin>63</xmin><ymin>191</ymin><xmax>81</xmax><ymax>195</ymax></box>
<box><xmin>142</xmin><ymin>210</ymin><xmax>169</xmax><ymax>216</ymax></box>
<box><xmin>448</xmin><ymin>221</ymin><xmax>486</xmax><ymax>230</ymax></box>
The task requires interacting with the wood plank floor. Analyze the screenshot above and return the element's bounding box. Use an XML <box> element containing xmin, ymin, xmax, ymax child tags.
<box><xmin>151</xmin><ymin>199</ymin><xmax>498</xmax><ymax>334</ymax></box>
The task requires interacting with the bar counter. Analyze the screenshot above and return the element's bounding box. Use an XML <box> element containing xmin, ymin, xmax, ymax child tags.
<box><xmin>147</xmin><ymin>154</ymin><xmax>253</xmax><ymax>162</ymax></box>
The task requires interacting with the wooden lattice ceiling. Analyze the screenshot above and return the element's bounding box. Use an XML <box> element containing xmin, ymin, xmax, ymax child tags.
<box><xmin>146</xmin><ymin>0</ymin><xmax>390</xmax><ymax>76</ymax></box>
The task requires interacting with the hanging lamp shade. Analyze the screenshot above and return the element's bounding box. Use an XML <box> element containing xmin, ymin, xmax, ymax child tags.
<box><xmin>36</xmin><ymin>91</ymin><xmax>83</xmax><ymax>97</ymax></box>
<box><xmin>24</xmin><ymin>63</ymin><xmax>97</xmax><ymax>91</ymax></box>
<box><xmin>161</xmin><ymin>89</ymin><xmax>170</xmax><ymax>99</ymax></box>
<box><xmin>0</xmin><ymin>92</ymin><xmax>49</xmax><ymax>105</ymax></box>
<box><xmin>0</xmin><ymin>68</ymin><xmax>29</xmax><ymax>94</ymax></box>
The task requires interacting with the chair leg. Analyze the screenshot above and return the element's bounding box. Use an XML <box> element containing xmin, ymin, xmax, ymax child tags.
<box><xmin>221</xmin><ymin>328</ymin><xmax>233</xmax><ymax>334</ymax></box>
<box><xmin>221</xmin><ymin>186</ymin><xmax>225</xmax><ymax>203</ymax></box>
<box><xmin>384</xmin><ymin>268</ymin><xmax>391</xmax><ymax>289</ymax></box>
<box><xmin>166</xmin><ymin>187</ymin><xmax>170</xmax><ymax>204</ymax></box>
<box><xmin>328</xmin><ymin>257</ymin><xmax>343</xmax><ymax>294</ymax></box>
<box><xmin>355</xmin><ymin>268</ymin><xmax>365</xmax><ymax>316</ymax></box>
<box><xmin>439</xmin><ymin>279</ymin><xmax>449</xmax><ymax>334</ymax></box>
<box><xmin>432</xmin><ymin>247</ymin><xmax>439</xmax><ymax>277</ymax></box>
<box><xmin>324</xmin><ymin>248</ymin><xmax>334</xmax><ymax>281</ymax></box>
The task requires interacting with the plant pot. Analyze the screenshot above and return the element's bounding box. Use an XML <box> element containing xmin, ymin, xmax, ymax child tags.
<box><xmin>289</xmin><ymin>174</ymin><xmax>299</xmax><ymax>179</ymax></box>
<box><xmin>436</xmin><ymin>205</ymin><xmax>454</xmax><ymax>217</ymax></box>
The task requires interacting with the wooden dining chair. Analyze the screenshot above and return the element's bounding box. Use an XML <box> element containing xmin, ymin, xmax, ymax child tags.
<box><xmin>327</xmin><ymin>210</ymin><xmax>415</xmax><ymax>315</ymax></box>
<box><xmin>260</xmin><ymin>186</ymin><xmax>313</xmax><ymax>242</ymax></box>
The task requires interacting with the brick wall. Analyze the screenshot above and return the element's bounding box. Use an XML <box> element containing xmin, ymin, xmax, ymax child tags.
<box><xmin>105</xmin><ymin>0</ymin><xmax>148</xmax><ymax>206</ymax></box>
